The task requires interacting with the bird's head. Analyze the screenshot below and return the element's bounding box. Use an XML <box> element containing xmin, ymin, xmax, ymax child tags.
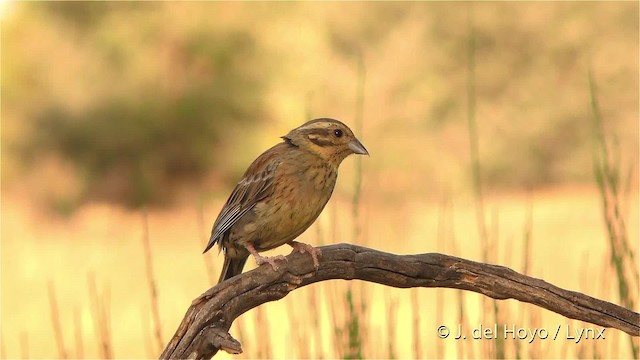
<box><xmin>282</xmin><ymin>118</ymin><xmax>369</xmax><ymax>165</ymax></box>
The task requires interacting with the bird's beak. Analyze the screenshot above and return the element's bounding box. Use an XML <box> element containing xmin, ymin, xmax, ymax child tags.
<box><xmin>348</xmin><ymin>138</ymin><xmax>369</xmax><ymax>156</ymax></box>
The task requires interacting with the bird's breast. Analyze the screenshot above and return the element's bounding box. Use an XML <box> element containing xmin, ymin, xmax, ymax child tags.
<box><xmin>247</xmin><ymin>163</ymin><xmax>337</xmax><ymax>251</ymax></box>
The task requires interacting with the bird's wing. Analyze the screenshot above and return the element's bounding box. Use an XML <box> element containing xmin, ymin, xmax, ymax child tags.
<box><xmin>204</xmin><ymin>150</ymin><xmax>281</xmax><ymax>252</ymax></box>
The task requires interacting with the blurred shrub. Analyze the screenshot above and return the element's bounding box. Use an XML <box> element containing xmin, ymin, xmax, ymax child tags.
<box><xmin>12</xmin><ymin>3</ymin><xmax>266</xmax><ymax>209</ymax></box>
<box><xmin>3</xmin><ymin>2</ymin><xmax>637</xmax><ymax>210</ymax></box>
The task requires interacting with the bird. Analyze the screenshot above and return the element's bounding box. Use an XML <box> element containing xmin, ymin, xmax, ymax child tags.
<box><xmin>204</xmin><ymin>118</ymin><xmax>369</xmax><ymax>283</ymax></box>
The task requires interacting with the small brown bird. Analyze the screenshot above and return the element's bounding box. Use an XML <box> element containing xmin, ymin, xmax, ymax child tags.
<box><xmin>204</xmin><ymin>118</ymin><xmax>368</xmax><ymax>283</ymax></box>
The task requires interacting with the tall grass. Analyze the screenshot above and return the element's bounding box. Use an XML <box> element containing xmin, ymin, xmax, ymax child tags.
<box><xmin>345</xmin><ymin>289</ymin><xmax>362</xmax><ymax>359</ymax></box>
<box><xmin>47</xmin><ymin>281</ymin><xmax>67</xmax><ymax>359</ymax></box>
<box><xmin>386</xmin><ymin>296</ymin><xmax>398</xmax><ymax>359</ymax></box>
<box><xmin>435</xmin><ymin>199</ymin><xmax>447</xmax><ymax>359</ymax></box>
<box><xmin>308</xmin><ymin>286</ymin><xmax>323</xmax><ymax>358</ymax></box>
<box><xmin>287</xmin><ymin>296</ymin><xmax>308</xmax><ymax>358</ymax></box>
<box><xmin>466</xmin><ymin>7</ymin><xmax>504</xmax><ymax>359</ymax></box>
<box><xmin>309</xmin><ymin>227</ymin><xmax>325</xmax><ymax>358</ymax></box>
<box><xmin>2</xmin><ymin>187</ymin><xmax>635</xmax><ymax>358</ymax></box>
<box><xmin>465</xmin><ymin>6</ymin><xmax>489</xmax><ymax>262</ymax></box>
<box><xmin>255</xmin><ymin>306</ymin><xmax>272</xmax><ymax>359</ymax></box>
<box><xmin>411</xmin><ymin>288</ymin><xmax>422</xmax><ymax>359</ymax></box>
<box><xmin>87</xmin><ymin>272</ymin><xmax>112</xmax><ymax>358</ymax></box>
<box><xmin>328</xmin><ymin>284</ymin><xmax>344</xmax><ymax>359</ymax></box>
<box><xmin>515</xmin><ymin>196</ymin><xmax>534</xmax><ymax>359</ymax></box>
<box><xmin>141</xmin><ymin>209</ymin><xmax>163</xmax><ymax>355</ymax></box>
<box><xmin>588</xmin><ymin>68</ymin><xmax>639</xmax><ymax>358</ymax></box>
<box><xmin>490</xmin><ymin>209</ymin><xmax>505</xmax><ymax>359</ymax></box>
<box><xmin>439</xmin><ymin>197</ymin><xmax>473</xmax><ymax>359</ymax></box>
<box><xmin>73</xmin><ymin>306</ymin><xmax>84</xmax><ymax>359</ymax></box>
<box><xmin>341</xmin><ymin>49</ymin><xmax>368</xmax><ymax>359</ymax></box>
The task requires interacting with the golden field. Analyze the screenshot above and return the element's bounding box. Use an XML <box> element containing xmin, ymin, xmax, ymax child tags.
<box><xmin>2</xmin><ymin>184</ymin><xmax>638</xmax><ymax>358</ymax></box>
<box><xmin>2</xmin><ymin>1</ymin><xmax>639</xmax><ymax>359</ymax></box>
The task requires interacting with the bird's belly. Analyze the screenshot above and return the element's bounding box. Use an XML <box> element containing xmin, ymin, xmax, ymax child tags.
<box><xmin>250</xmin><ymin>193</ymin><xmax>329</xmax><ymax>251</ymax></box>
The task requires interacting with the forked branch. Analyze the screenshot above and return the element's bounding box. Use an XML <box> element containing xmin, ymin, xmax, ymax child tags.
<box><xmin>161</xmin><ymin>243</ymin><xmax>640</xmax><ymax>359</ymax></box>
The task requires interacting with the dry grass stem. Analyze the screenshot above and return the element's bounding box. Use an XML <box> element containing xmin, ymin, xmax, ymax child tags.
<box><xmin>141</xmin><ymin>209</ymin><xmax>164</xmax><ymax>354</ymax></box>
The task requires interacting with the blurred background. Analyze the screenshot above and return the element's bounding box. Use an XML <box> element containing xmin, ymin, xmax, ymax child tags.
<box><xmin>1</xmin><ymin>2</ymin><xmax>638</xmax><ymax>359</ymax></box>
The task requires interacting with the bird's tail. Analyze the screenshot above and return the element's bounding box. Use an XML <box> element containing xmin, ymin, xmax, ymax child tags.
<box><xmin>218</xmin><ymin>255</ymin><xmax>248</xmax><ymax>283</ymax></box>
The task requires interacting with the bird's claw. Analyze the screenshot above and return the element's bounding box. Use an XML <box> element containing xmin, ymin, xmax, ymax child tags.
<box><xmin>289</xmin><ymin>241</ymin><xmax>321</xmax><ymax>269</ymax></box>
<box><xmin>245</xmin><ymin>242</ymin><xmax>287</xmax><ymax>271</ymax></box>
<box><xmin>255</xmin><ymin>254</ymin><xmax>288</xmax><ymax>271</ymax></box>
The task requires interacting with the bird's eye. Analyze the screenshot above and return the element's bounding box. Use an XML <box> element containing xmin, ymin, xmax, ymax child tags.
<box><xmin>333</xmin><ymin>129</ymin><xmax>343</xmax><ymax>138</ymax></box>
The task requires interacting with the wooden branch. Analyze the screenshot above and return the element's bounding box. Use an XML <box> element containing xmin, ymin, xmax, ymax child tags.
<box><xmin>161</xmin><ymin>243</ymin><xmax>640</xmax><ymax>359</ymax></box>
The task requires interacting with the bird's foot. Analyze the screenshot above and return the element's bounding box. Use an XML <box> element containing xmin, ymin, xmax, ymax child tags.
<box><xmin>245</xmin><ymin>242</ymin><xmax>287</xmax><ymax>271</ymax></box>
<box><xmin>288</xmin><ymin>241</ymin><xmax>321</xmax><ymax>268</ymax></box>
<box><xmin>254</xmin><ymin>254</ymin><xmax>288</xmax><ymax>271</ymax></box>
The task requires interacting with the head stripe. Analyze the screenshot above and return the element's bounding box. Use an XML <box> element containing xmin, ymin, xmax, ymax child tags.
<box><xmin>297</xmin><ymin>118</ymin><xmax>347</xmax><ymax>131</ymax></box>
